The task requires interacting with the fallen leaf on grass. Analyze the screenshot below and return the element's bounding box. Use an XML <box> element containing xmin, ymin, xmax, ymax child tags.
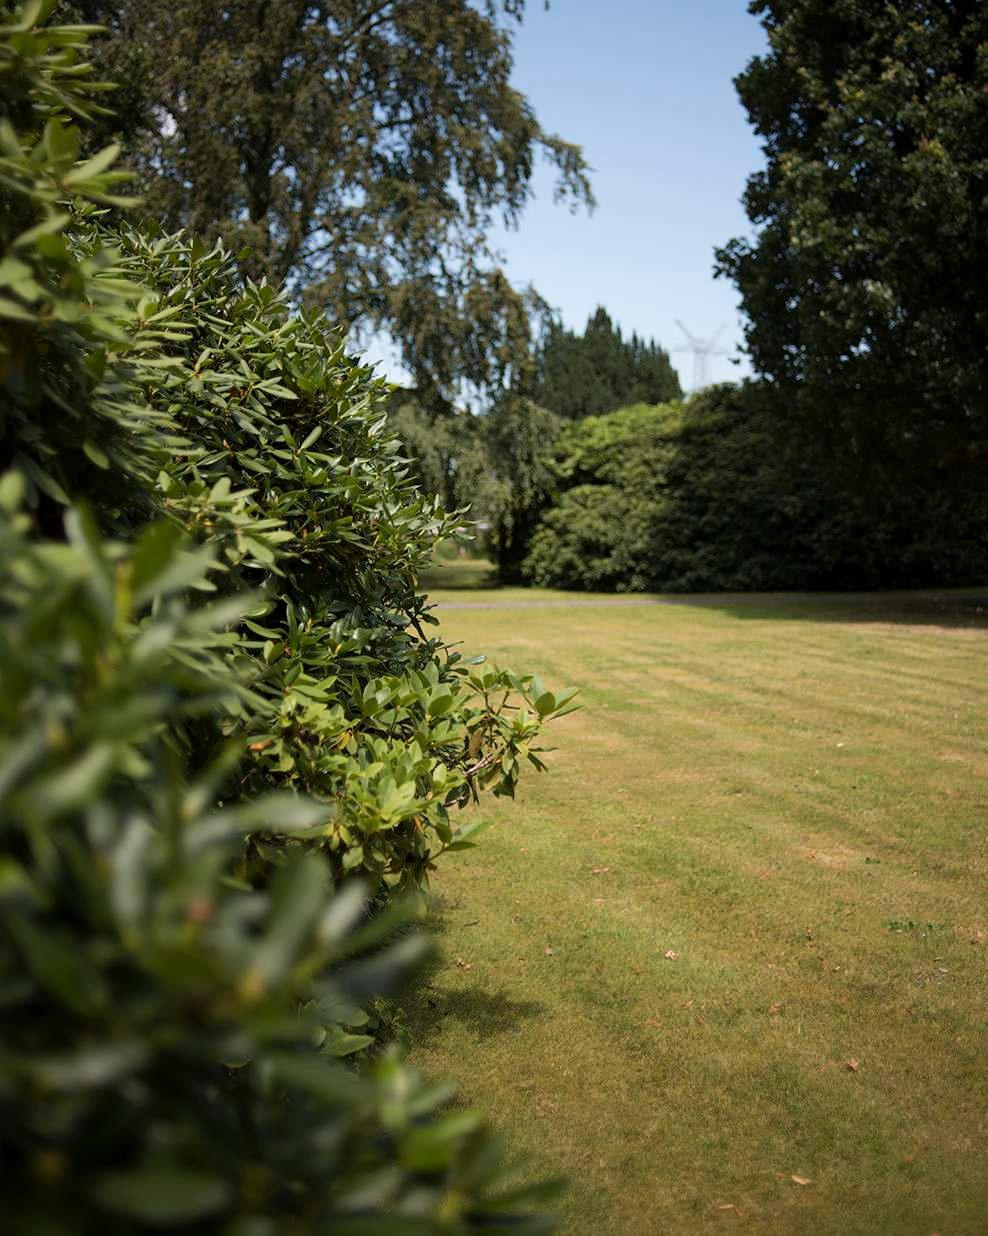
<box><xmin>454</xmin><ymin>956</ymin><xmax>473</xmax><ymax>971</ymax></box>
<box><xmin>716</xmin><ymin>1203</ymin><xmax>743</xmax><ymax>1215</ymax></box>
<box><xmin>593</xmin><ymin>897</ymin><xmax>605</xmax><ymax>906</ymax></box>
<box><xmin>644</xmin><ymin>1018</ymin><xmax>662</xmax><ymax>1028</ymax></box>
<box><xmin>544</xmin><ymin>947</ymin><xmax>555</xmax><ymax>956</ymax></box>
<box><xmin>791</xmin><ymin>1175</ymin><xmax>811</xmax><ymax>1186</ymax></box>
<box><xmin>769</xmin><ymin>1002</ymin><xmax>783</xmax><ymax>1015</ymax></box>
<box><xmin>591</xmin><ymin>866</ymin><xmax>611</xmax><ymax>875</ymax></box>
<box><xmin>664</xmin><ymin>950</ymin><xmax>679</xmax><ymax>961</ymax></box>
<box><xmin>846</xmin><ymin>1058</ymin><xmax>860</xmax><ymax>1072</ymax></box>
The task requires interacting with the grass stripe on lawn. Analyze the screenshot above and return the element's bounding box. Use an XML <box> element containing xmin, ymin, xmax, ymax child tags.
<box><xmin>405</xmin><ymin>586</ymin><xmax>988</xmax><ymax>1236</ymax></box>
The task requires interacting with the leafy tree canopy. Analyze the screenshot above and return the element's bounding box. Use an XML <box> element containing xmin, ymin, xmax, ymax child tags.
<box><xmin>530</xmin><ymin>305</ymin><xmax>681</xmax><ymax>419</ymax></box>
<box><xmin>716</xmin><ymin>0</ymin><xmax>988</xmax><ymax>481</ymax></box>
<box><xmin>71</xmin><ymin>0</ymin><xmax>593</xmax><ymax>405</ymax></box>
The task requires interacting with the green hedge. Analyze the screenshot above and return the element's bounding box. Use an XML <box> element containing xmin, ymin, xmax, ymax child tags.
<box><xmin>523</xmin><ymin>402</ymin><xmax>678</xmax><ymax>591</ymax></box>
<box><xmin>524</xmin><ymin>385</ymin><xmax>988</xmax><ymax>593</ymax></box>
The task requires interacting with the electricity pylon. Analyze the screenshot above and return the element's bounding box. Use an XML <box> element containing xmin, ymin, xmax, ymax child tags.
<box><xmin>673</xmin><ymin>320</ymin><xmax>730</xmax><ymax>392</ymax></box>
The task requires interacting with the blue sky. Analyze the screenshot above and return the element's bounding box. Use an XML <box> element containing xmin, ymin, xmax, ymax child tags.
<box><xmin>366</xmin><ymin>1</ymin><xmax>769</xmax><ymax>393</ymax></box>
<box><xmin>488</xmin><ymin>0</ymin><xmax>769</xmax><ymax>390</ymax></box>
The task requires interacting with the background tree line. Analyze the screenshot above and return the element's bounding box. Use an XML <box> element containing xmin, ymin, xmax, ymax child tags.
<box><xmin>386</xmin><ymin>308</ymin><xmax>683</xmax><ymax>580</ymax></box>
<box><xmin>70</xmin><ymin>0</ymin><xmax>988</xmax><ymax>594</ymax></box>
<box><xmin>521</xmin><ymin>384</ymin><xmax>988</xmax><ymax>593</ymax></box>
<box><xmin>450</xmin><ymin>0</ymin><xmax>988</xmax><ymax>592</ymax></box>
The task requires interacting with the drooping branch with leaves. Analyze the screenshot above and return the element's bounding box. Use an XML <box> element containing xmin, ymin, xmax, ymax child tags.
<box><xmin>68</xmin><ymin>0</ymin><xmax>594</xmax><ymax>403</ymax></box>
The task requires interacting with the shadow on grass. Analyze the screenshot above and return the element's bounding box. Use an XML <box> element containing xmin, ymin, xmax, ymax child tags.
<box><xmin>422</xmin><ymin>583</ymin><xmax>988</xmax><ymax>628</ymax></box>
<box><xmin>689</xmin><ymin>588</ymin><xmax>988</xmax><ymax>629</ymax></box>
<box><xmin>401</xmin><ymin>894</ymin><xmax>544</xmax><ymax>1043</ymax></box>
<box><xmin>404</xmin><ymin>982</ymin><xmax>546</xmax><ymax>1043</ymax></box>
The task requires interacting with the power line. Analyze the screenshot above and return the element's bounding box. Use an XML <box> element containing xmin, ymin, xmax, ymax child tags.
<box><xmin>672</xmin><ymin>320</ymin><xmax>730</xmax><ymax>392</ymax></box>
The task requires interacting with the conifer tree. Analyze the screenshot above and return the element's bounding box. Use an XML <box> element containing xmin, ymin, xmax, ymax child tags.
<box><xmin>531</xmin><ymin>306</ymin><xmax>681</xmax><ymax>419</ymax></box>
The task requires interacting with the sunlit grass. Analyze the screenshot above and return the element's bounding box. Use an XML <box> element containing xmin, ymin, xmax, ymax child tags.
<box><xmin>407</xmin><ymin>583</ymin><xmax>988</xmax><ymax>1235</ymax></box>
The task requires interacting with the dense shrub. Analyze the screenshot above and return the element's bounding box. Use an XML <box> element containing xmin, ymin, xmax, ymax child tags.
<box><xmin>524</xmin><ymin>384</ymin><xmax>988</xmax><ymax>593</ymax></box>
<box><xmin>0</xmin><ymin>4</ymin><xmax>570</xmax><ymax>1230</ymax></box>
<box><xmin>3</xmin><ymin>16</ymin><xmax>573</xmax><ymax>893</ymax></box>
<box><xmin>0</xmin><ymin>482</ymin><xmax>566</xmax><ymax>1234</ymax></box>
<box><xmin>99</xmin><ymin>230</ymin><xmax>575</xmax><ymax>890</ymax></box>
<box><xmin>523</xmin><ymin>403</ymin><xmax>679</xmax><ymax>591</ymax></box>
<box><xmin>652</xmin><ymin>384</ymin><xmax>988</xmax><ymax>591</ymax></box>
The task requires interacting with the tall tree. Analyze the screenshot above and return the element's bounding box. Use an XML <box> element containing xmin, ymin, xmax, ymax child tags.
<box><xmin>73</xmin><ymin>0</ymin><xmax>593</xmax><ymax>403</ymax></box>
<box><xmin>716</xmin><ymin>0</ymin><xmax>988</xmax><ymax>484</ymax></box>
<box><xmin>531</xmin><ymin>305</ymin><xmax>682</xmax><ymax>418</ymax></box>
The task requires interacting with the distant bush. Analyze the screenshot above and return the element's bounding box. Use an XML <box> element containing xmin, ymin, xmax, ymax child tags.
<box><xmin>524</xmin><ymin>384</ymin><xmax>988</xmax><ymax>592</ymax></box>
<box><xmin>652</xmin><ymin>384</ymin><xmax>988</xmax><ymax>591</ymax></box>
<box><xmin>523</xmin><ymin>402</ymin><xmax>679</xmax><ymax>591</ymax></box>
<box><xmin>645</xmin><ymin>383</ymin><xmax>827</xmax><ymax>593</ymax></box>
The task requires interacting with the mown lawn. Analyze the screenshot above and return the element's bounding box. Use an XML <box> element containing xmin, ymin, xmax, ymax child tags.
<box><xmin>406</xmin><ymin>580</ymin><xmax>988</xmax><ymax>1236</ymax></box>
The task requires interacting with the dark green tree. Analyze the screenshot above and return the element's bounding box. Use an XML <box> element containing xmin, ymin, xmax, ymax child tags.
<box><xmin>531</xmin><ymin>306</ymin><xmax>681</xmax><ymax>419</ymax></box>
<box><xmin>71</xmin><ymin>0</ymin><xmax>592</xmax><ymax>404</ymax></box>
<box><xmin>716</xmin><ymin>0</ymin><xmax>988</xmax><ymax>486</ymax></box>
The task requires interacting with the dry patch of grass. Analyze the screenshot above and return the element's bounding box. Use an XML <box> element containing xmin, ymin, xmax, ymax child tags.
<box><xmin>406</xmin><ymin>586</ymin><xmax>988</xmax><ymax>1235</ymax></box>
